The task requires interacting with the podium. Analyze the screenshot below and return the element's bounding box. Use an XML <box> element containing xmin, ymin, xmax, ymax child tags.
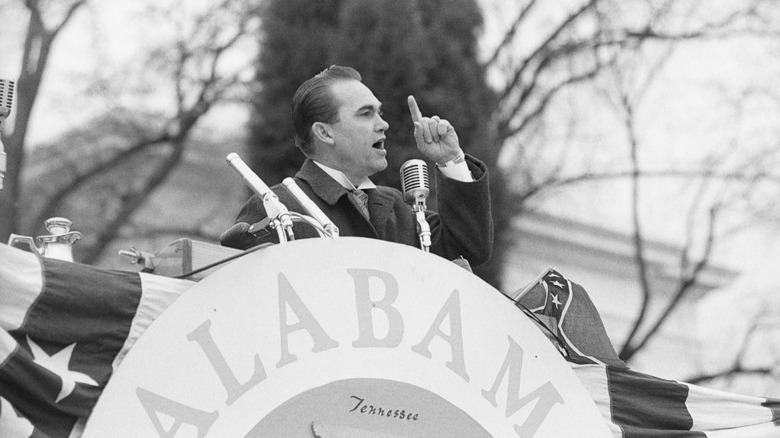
<box><xmin>83</xmin><ymin>238</ymin><xmax>610</xmax><ymax>437</ymax></box>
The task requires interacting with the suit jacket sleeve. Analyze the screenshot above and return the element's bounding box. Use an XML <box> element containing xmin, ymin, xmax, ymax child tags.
<box><xmin>427</xmin><ymin>155</ymin><xmax>493</xmax><ymax>266</ymax></box>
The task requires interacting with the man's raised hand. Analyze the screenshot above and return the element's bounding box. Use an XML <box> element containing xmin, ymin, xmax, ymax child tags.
<box><xmin>407</xmin><ymin>95</ymin><xmax>462</xmax><ymax>164</ymax></box>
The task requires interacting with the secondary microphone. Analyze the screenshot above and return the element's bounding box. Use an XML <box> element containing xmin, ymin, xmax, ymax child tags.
<box><xmin>0</xmin><ymin>78</ymin><xmax>15</xmax><ymax>190</ymax></box>
<box><xmin>226</xmin><ymin>153</ymin><xmax>295</xmax><ymax>242</ymax></box>
<box><xmin>400</xmin><ymin>159</ymin><xmax>431</xmax><ymax>252</ymax></box>
<box><xmin>282</xmin><ymin>177</ymin><xmax>339</xmax><ymax>238</ymax></box>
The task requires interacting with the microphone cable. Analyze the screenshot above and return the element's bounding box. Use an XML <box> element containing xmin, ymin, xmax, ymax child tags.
<box><xmin>174</xmin><ymin>242</ymin><xmax>274</xmax><ymax>279</ymax></box>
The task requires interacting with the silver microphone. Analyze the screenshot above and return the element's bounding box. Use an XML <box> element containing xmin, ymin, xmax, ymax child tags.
<box><xmin>0</xmin><ymin>79</ymin><xmax>14</xmax><ymax>190</ymax></box>
<box><xmin>400</xmin><ymin>159</ymin><xmax>429</xmax><ymax>211</ymax></box>
<box><xmin>400</xmin><ymin>159</ymin><xmax>431</xmax><ymax>252</ymax></box>
<box><xmin>0</xmin><ymin>79</ymin><xmax>13</xmax><ymax>120</ymax></box>
<box><xmin>282</xmin><ymin>177</ymin><xmax>339</xmax><ymax>238</ymax></box>
<box><xmin>226</xmin><ymin>153</ymin><xmax>295</xmax><ymax>242</ymax></box>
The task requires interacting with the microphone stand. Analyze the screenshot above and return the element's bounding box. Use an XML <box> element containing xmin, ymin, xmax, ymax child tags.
<box><xmin>0</xmin><ymin>79</ymin><xmax>13</xmax><ymax>191</ymax></box>
<box><xmin>226</xmin><ymin>153</ymin><xmax>338</xmax><ymax>242</ymax></box>
<box><xmin>226</xmin><ymin>153</ymin><xmax>295</xmax><ymax>243</ymax></box>
<box><xmin>0</xmin><ymin>116</ymin><xmax>6</xmax><ymax>191</ymax></box>
<box><xmin>283</xmin><ymin>178</ymin><xmax>339</xmax><ymax>238</ymax></box>
<box><xmin>412</xmin><ymin>202</ymin><xmax>431</xmax><ymax>252</ymax></box>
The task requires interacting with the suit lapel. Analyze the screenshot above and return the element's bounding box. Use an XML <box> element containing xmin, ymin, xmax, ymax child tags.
<box><xmin>296</xmin><ymin>159</ymin><xmax>348</xmax><ymax>206</ymax></box>
<box><xmin>366</xmin><ymin>189</ymin><xmax>395</xmax><ymax>237</ymax></box>
<box><xmin>296</xmin><ymin>159</ymin><xmax>383</xmax><ymax>236</ymax></box>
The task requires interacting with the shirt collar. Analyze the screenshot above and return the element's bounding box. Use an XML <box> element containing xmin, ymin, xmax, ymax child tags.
<box><xmin>313</xmin><ymin>161</ymin><xmax>377</xmax><ymax>191</ymax></box>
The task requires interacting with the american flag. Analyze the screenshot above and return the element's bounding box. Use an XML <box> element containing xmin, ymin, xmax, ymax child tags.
<box><xmin>0</xmin><ymin>243</ymin><xmax>192</xmax><ymax>437</ymax></box>
<box><xmin>2</xmin><ymin>243</ymin><xmax>778</xmax><ymax>437</ymax></box>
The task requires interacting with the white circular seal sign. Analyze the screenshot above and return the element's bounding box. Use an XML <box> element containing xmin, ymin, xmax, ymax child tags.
<box><xmin>84</xmin><ymin>238</ymin><xmax>611</xmax><ymax>437</ymax></box>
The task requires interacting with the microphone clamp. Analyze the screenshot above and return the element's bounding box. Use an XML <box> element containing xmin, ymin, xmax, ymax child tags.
<box><xmin>283</xmin><ymin>178</ymin><xmax>339</xmax><ymax>238</ymax></box>
<box><xmin>226</xmin><ymin>153</ymin><xmax>295</xmax><ymax>243</ymax></box>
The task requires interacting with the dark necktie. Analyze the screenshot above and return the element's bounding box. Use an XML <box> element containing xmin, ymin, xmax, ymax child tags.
<box><xmin>349</xmin><ymin>189</ymin><xmax>370</xmax><ymax>221</ymax></box>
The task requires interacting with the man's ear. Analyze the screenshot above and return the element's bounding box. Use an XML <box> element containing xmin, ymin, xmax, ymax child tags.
<box><xmin>312</xmin><ymin>122</ymin><xmax>334</xmax><ymax>145</ymax></box>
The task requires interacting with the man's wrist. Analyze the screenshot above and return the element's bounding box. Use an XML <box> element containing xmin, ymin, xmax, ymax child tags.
<box><xmin>436</xmin><ymin>150</ymin><xmax>473</xmax><ymax>182</ymax></box>
<box><xmin>436</xmin><ymin>150</ymin><xmax>466</xmax><ymax>168</ymax></box>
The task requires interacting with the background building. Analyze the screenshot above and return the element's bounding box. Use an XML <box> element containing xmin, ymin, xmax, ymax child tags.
<box><xmin>502</xmin><ymin>210</ymin><xmax>738</xmax><ymax>380</ymax></box>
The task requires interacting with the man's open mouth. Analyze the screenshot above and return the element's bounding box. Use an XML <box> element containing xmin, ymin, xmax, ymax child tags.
<box><xmin>372</xmin><ymin>140</ymin><xmax>385</xmax><ymax>150</ymax></box>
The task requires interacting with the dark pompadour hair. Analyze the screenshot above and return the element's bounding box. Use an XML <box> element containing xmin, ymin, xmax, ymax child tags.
<box><xmin>292</xmin><ymin>65</ymin><xmax>362</xmax><ymax>155</ymax></box>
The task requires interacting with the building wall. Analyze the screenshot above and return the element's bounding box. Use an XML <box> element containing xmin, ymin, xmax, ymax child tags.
<box><xmin>501</xmin><ymin>211</ymin><xmax>737</xmax><ymax>380</ymax></box>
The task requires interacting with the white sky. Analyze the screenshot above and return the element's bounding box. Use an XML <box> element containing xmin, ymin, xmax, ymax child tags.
<box><xmin>2</xmin><ymin>0</ymin><xmax>779</xmax><ymax>392</ymax></box>
<box><xmin>4</xmin><ymin>1</ymin><xmax>778</xmax><ymax>275</ymax></box>
<box><xmin>3</xmin><ymin>5</ymin><xmax>778</xmax><ymax>259</ymax></box>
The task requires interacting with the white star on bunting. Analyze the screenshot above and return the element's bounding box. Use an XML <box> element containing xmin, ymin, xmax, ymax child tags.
<box><xmin>551</xmin><ymin>280</ymin><xmax>565</xmax><ymax>289</ymax></box>
<box><xmin>0</xmin><ymin>396</ymin><xmax>34</xmax><ymax>438</ymax></box>
<box><xmin>26</xmin><ymin>336</ymin><xmax>98</xmax><ymax>403</ymax></box>
<box><xmin>551</xmin><ymin>293</ymin><xmax>562</xmax><ymax>309</ymax></box>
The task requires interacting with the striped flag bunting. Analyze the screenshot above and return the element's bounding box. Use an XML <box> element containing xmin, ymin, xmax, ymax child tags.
<box><xmin>0</xmin><ymin>243</ymin><xmax>193</xmax><ymax>438</ymax></box>
<box><xmin>515</xmin><ymin>269</ymin><xmax>780</xmax><ymax>437</ymax></box>
<box><xmin>2</xmin><ymin>242</ymin><xmax>779</xmax><ymax>437</ymax></box>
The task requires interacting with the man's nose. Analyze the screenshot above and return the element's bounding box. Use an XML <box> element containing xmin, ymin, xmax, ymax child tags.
<box><xmin>376</xmin><ymin>115</ymin><xmax>389</xmax><ymax>131</ymax></box>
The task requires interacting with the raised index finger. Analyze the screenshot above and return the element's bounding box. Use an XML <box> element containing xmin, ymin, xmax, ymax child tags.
<box><xmin>407</xmin><ymin>95</ymin><xmax>423</xmax><ymax>123</ymax></box>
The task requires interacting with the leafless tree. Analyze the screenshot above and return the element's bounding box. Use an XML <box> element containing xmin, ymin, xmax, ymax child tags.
<box><xmin>3</xmin><ymin>0</ymin><xmax>778</xmax><ymax>376</ymax></box>
<box><xmin>481</xmin><ymin>0</ymin><xmax>780</xmax><ymax>365</ymax></box>
<box><xmin>0</xmin><ymin>0</ymin><xmax>89</xmax><ymax>239</ymax></box>
<box><xmin>2</xmin><ymin>0</ymin><xmax>261</xmax><ymax>263</ymax></box>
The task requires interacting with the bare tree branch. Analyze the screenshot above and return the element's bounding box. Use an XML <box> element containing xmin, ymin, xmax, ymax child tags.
<box><xmin>621</xmin><ymin>204</ymin><xmax>720</xmax><ymax>359</ymax></box>
<box><xmin>51</xmin><ymin>0</ymin><xmax>88</xmax><ymax>35</ymax></box>
<box><xmin>497</xmin><ymin>0</ymin><xmax>598</xmax><ymax>106</ymax></box>
<box><xmin>499</xmin><ymin>65</ymin><xmax>603</xmax><ymax>141</ymax></box>
<box><xmin>7</xmin><ymin>0</ymin><xmax>259</xmax><ymax>262</ymax></box>
<box><xmin>686</xmin><ymin>309</ymin><xmax>780</xmax><ymax>386</ymax></box>
<box><xmin>687</xmin><ymin>366</ymin><xmax>778</xmax><ymax>386</ymax></box>
<box><xmin>483</xmin><ymin>0</ymin><xmax>539</xmax><ymax>69</ymax></box>
<box><xmin>512</xmin><ymin>166</ymin><xmax>780</xmax><ymax>212</ymax></box>
<box><xmin>82</xmin><ymin>143</ymin><xmax>186</xmax><ymax>263</ymax></box>
<box><xmin>72</xmin><ymin>2</ymin><xmax>257</xmax><ymax>261</ymax></box>
<box><xmin>617</xmin><ymin>81</ymin><xmax>654</xmax><ymax>359</ymax></box>
<box><xmin>31</xmin><ymin>134</ymin><xmax>173</xmax><ymax>229</ymax></box>
<box><xmin>0</xmin><ymin>0</ymin><xmax>90</xmax><ymax>239</ymax></box>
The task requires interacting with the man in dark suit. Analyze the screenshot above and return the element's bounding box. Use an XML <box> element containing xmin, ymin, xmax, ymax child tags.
<box><xmin>223</xmin><ymin>65</ymin><xmax>493</xmax><ymax>267</ymax></box>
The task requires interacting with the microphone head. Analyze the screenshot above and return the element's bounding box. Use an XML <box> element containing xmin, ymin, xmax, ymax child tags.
<box><xmin>0</xmin><ymin>79</ymin><xmax>14</xmax><ymax>119</ymax></box>
<box><xmin>400</xmin><ymin>159</ymin><xmax>429</xmax><ymax>205</ymax></box>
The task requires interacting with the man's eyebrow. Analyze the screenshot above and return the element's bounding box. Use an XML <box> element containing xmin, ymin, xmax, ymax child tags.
<box><xmin>356</xmin><ymin>103</ymin><xmax>382</xmax><ymax>113</ymax></box>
